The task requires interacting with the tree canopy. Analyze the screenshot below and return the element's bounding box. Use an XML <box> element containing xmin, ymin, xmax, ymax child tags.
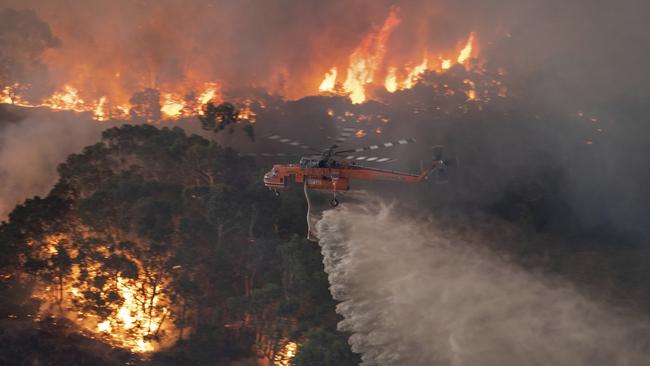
<box><xmin>0</xmin><ymin>124</ymin><xmax>357</xmax><ymax>365</ymax></box>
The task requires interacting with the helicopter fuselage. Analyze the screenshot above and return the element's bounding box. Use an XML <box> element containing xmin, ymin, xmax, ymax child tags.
<box><xmin>263</xmin><ymin>158</ymin><xmax>438</xmax><ymax>192</ymax></box>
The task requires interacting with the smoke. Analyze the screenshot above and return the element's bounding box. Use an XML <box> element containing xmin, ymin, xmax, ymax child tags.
<box><xmin>316</xmin><ymin>198</ymin><xmax>650</xmax><ymax>365</ymax></box>
<box><xmin>1</xmin><ymin>0</ymin><xmax>646</xmax><ymax>103</ymax></box>
<box><xmin>0</xmin><ymin>110</ymin><xmax>104</xmax><ymax>219</ymax></box>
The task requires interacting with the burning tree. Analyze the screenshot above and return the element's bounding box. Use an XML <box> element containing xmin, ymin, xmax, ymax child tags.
<box><xmin>0</xmin><ymin>124</ymin><xmax>355</xmax><ymax>364</ymax></box>
<box><xmin>199</xmin><ymin>101</ymin><xmax>255</xmax><ymax>141</ymax></box>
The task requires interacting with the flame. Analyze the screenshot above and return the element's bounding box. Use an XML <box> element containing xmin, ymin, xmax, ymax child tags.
<box><xmin>45</xmin><ymin>85</ymin><xmax>87</xmax><ymax>112</ymax></box>
<box><xmin>32</xmin><ymin>235</ymin><xmax>175</xmax><ymax>354</ymax></box>
<box><xmin>161</xmin><ymin>93</ymin><xmax>186</xmax><ymax>118</ymax></box>
<box><xmin>198</xmin><ymin>83</ymin><xmax>220</xmax><ymax>105</ymax></box>
<box><xmin>457</xmin><ymin>32</ymin><xmax>475</xmax><ymax>64</ymax></box>
<box><xmin>93</xmin><ymin>97</ymin><xmax>108</xmax><ymax>121</ymax></box>
<box><xmin>2</xmin><ymin>82</ymin><xmax>222</xmax><ymax>122</ymax></box>
<box><xmin>317</xmin><ymin>8</ymin><xmax>480</xmax><ymax>101</ymax></box>
<box><xmin>403</xmin><ymin>58</ymin><xmax>429</xmax><ymax>89</ymax></box>
<box><xmin>319</xmin><ymin>67</ymin><xmax>338</xmax><ymax>92</ymax></box>
<box><xmin>342</xmin><ymin>7</ymin><xmax>401</xmax><ymax>103</ymax></box>
<box><xmin>385</xmin><ymin>67</ymin><xmax>398</xmax><ymax>93</ymax></box>
<box><xmin>3</xmin><ymin>6</ymin><xmax>487</xmax><ymax>117</ymax></box>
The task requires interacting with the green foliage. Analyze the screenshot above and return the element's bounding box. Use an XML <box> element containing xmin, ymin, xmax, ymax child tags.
<box><xmin>291</xmin><ymin>328</ymin><xmax>360</xmax><ymax>366</ymax></box>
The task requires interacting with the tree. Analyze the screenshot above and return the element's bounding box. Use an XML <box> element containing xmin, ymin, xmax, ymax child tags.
<box><xmin>129</xmin><ymin>88</ymin><xmax>162</xmax><ymax>122</ymax></box>
<box><xmin>0</xmin><ymin>124</ymin><xmax>356</xmax><ymax>362</ymax></box>
<box><xmin>291</xmin><ymin>328</ymin><xmax>360</xmax><ymax>366</ymax></box>
<box><xmin>199</xmin><ymin>102</ymin><xmax>255</xmax><ymax>141</ymax></box>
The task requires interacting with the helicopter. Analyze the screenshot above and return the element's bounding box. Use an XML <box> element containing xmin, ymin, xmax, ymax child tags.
<box><xmin>256</xmin><ymin>128</ymin><xmax>452</xmax><ymax>207</ymax></box>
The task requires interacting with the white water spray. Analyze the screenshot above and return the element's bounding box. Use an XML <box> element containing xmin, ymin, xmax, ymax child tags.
<box><xmin>316</xmin><ymin>197</ymin><xmax>649</xmax><ymax>366</ymax></box>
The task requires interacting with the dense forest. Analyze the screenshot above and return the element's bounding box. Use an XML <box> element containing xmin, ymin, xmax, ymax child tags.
<box><xmin>0</xmin><ymin>124</ymin><xmax>359</xmax><ymax>365</ymax></box>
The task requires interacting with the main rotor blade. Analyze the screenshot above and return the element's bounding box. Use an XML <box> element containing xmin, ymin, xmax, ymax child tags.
<box><xmin>334</xmin><ymin>138</ymin><xmax>416</xmax><ymax>155</ymax></box>
<box><xmin>341</xmin><ymin>155</ymin><xmax>397</xmax><ymax>163</ymax></box>
<box><xmin>267</xmin><ymin>135</ymin><xmax>318</xmax><ymax>152</ymax></box>
<box><xmin>238</xmin><ymin>152</ymin><xmax>310</xmax><ymax>158</ymax></box>
<box><xmin>333</xmin><ymin>127</ymin><xmax>359</xmax><ymax>144</ymax></box>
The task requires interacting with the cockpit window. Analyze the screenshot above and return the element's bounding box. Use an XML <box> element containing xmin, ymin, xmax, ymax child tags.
<box><xmin>300</xmin><ymin>158</ymin><xmax>319</xmax><ymax>168</ymax></box>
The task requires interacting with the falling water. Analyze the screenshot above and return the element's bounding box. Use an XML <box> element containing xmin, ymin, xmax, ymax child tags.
<box><xmin>316</xmin><ymin>197</ymin><xmax>649</xmax><ymax>366</ymax></box>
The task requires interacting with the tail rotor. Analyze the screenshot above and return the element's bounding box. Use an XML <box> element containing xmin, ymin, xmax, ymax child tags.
<box><xmin>431</xmin><ymin>146</ymin><xmax>457</xmax><ymax>184</ymax></box>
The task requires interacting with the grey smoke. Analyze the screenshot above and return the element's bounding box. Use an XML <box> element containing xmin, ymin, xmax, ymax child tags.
<box><xmin>316</xmin><ymin>198</ymin><xmax>650</xmax><ymax>365</ymax></box>
<box><xmin>0</xmin><ymin>110</ymin><xmax>104</xmax><ymax>219</ymax></box>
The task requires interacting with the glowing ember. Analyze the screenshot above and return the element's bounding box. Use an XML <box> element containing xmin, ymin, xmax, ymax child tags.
<box><xmin>238</xmin><ymin>99</ymin><xmax>257</xmax><ymax>123</ymax></box>
<box><xmin>319</xmin><ymin>67</ymin><xmax>338</xmax><ymax>92</ymax></box>
<box><xmin>464</xmin><ymin>79</ymin><xmax>477</xmax><ymax>101</ymax></box>
<box><xmin>441</xmin><ymin>59</ymin><xmax>452</xmax><ymax>70</ymax></box>
<box><xmin>274</xmin><ymin>341</ymin><xmax>298</xmax><ymax>366</ymax></box>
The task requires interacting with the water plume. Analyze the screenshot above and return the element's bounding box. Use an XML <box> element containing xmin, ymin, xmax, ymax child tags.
<box><xmin>316</xmin><ymin>197</ymin><xmax>650</xmax><ymax>365</ymax></box>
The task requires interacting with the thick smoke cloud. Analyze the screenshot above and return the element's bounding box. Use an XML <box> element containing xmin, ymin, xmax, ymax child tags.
<box><xmin>0</xmin><ymin>110</ymin><xmax>104</xmax><ymax>219</ymax></box>
<box><xmin>0</xmin><ymin>8</ymin><xmax>60</xmax><ymax>96</ymax></box>
<box><xmin>317</xmin><ymin>198</ymin><xmax>650</xmax><ymax>365</ymax></box>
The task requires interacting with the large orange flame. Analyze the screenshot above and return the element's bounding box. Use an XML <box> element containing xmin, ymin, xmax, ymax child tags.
<box><xmin>319</xmin><ymin>11</ymin><xmax>480</xmax><ymax>101</ymax></box>
<box><xmin>342</xmin><ymin>7</ymin><xmax>401</xmax><ymax>103</ymax></box>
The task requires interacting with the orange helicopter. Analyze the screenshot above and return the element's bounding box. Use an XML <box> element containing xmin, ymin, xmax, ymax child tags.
<box><xmin>257</xmin><ymin>129</ymin><xmax>451</xmax><ymax>207</ymax></box>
